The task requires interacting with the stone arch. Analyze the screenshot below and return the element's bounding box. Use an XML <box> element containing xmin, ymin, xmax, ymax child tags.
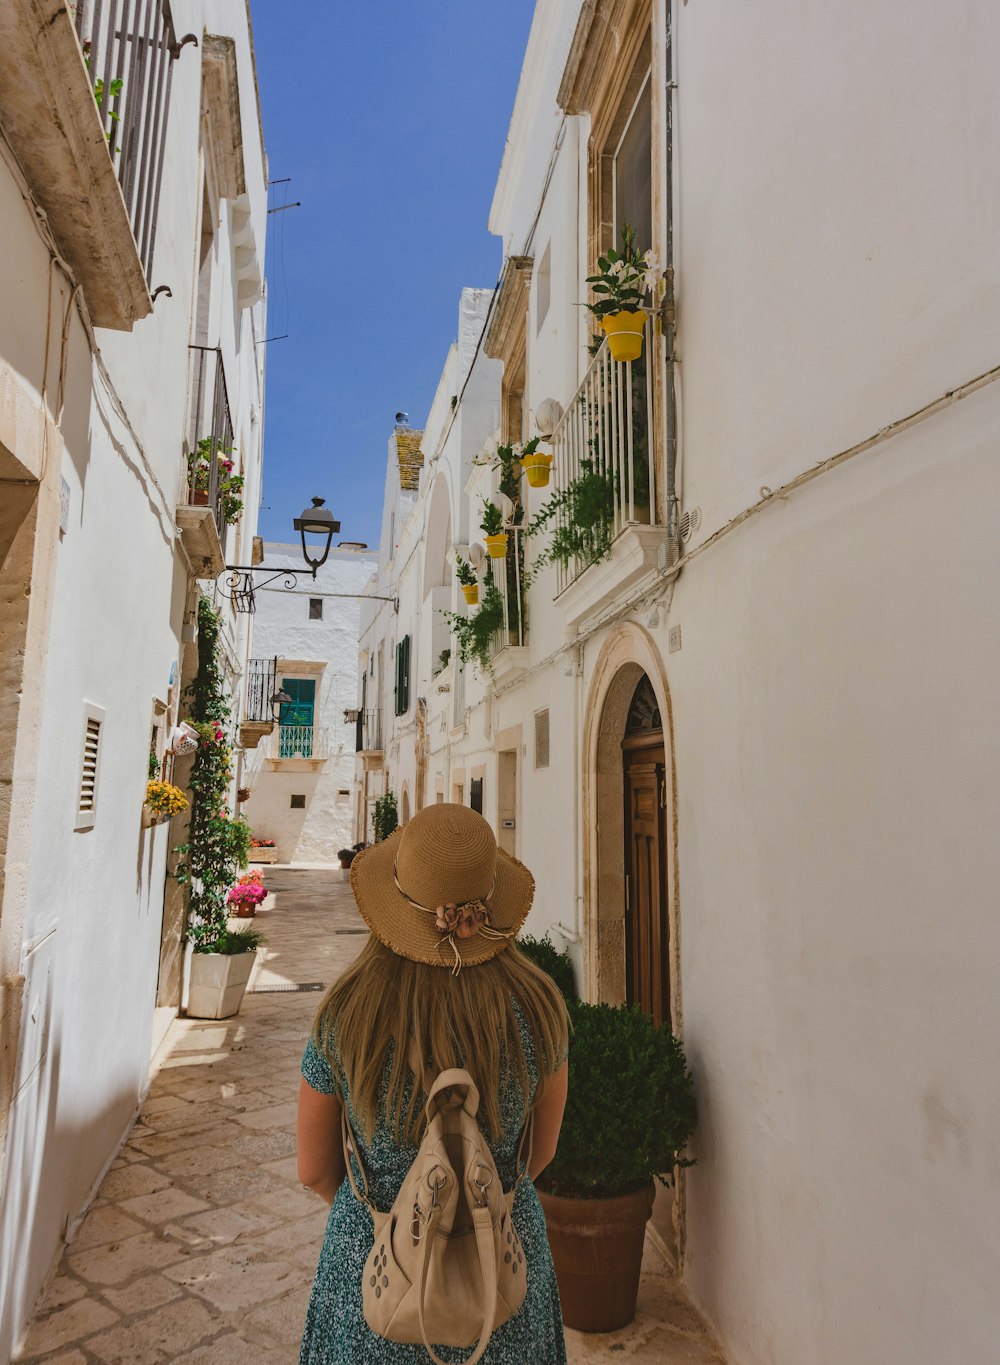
<box><xmin>422</xmin><ymin>473</ymin><xmax>452</xmax><ymax>600</ymax></box>
<box><xmin>581</xmin><ymin>622</ymin><xmax>680</xmax><ymax>1027</ymax></box>
<box><xmin>400</xmin><ymin>783</ymin><xmax>411</xmax><ymax>826</ymax></box>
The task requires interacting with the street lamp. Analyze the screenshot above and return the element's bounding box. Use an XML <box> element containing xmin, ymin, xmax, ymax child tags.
<box><xmin>269</xmin><ymin>687</ymin><xmax>292</xmax><ymax>721</ymax></box>
<box><xmin>293</xmin><ymin>497</ymin><xmax>340</xmax><ymax>578</ymax></box>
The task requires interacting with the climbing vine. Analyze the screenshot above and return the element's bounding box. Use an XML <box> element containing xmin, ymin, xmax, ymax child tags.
<box><xmin>174</xmin><ymin>597</ymin><xmax>249</xmax><ymax>952</ymax></box>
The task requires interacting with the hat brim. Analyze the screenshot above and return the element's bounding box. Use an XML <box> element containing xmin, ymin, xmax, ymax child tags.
<box><xmin>350</xmin><ymin>826</ymin><xmax>535</xmax><ymax>968</ymax></box>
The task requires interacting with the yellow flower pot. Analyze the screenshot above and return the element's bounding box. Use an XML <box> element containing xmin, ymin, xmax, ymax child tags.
<box><xmin>522</xmin><ymin>451</ymin><xmax>554</xmax><ymax>488</ymax></box>
<box><xmin>461</xmin><ymin>583</ymin><xmax>479</xmax><ymax>605</ymax></box>
<box><xmin>485</xmin><ymin>533</ymin><xmax>508</xmax><ymax>559</ymax></box>
<box><xmin>601</xmin><ymin>310</ymin><xmax>646</xmax><ymax>362</ymax></box>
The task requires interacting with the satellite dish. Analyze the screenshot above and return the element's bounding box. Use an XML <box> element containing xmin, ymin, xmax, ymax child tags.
<box><xmin>493</xmin><ymin>492</ymin><xmax>514</xmax><ymax>523</ymax></box>
<box><xmin>535</xmin><ymin>397</ymin><xmax>563</xmax><ymax>438</ymax></box>
<box><xmin>468</xmin><ymin>543</ymin><xmax>486</xmax><ymax>569</ymax></box>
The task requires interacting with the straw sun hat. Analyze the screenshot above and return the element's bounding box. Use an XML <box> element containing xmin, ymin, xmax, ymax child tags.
<box><xmin>350</xmin><ymin>803</ymin><xmax>534</xmax><ymax>971</ymax></box>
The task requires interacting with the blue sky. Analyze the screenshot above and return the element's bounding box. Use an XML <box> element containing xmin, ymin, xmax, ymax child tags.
<box><xmin>252</xmin><ymin>2</ymin><xmax>536</xmax><ymax>551</ymax></box>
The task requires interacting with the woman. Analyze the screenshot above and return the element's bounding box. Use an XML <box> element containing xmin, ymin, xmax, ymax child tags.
<box><xmin>297</xmin><ymin>803</ymin><xmax>570</xmax><ymax>1364</ymax></box>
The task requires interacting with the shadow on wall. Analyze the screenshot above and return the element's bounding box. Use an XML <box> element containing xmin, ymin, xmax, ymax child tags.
<box><xmin>0</xmin><ymin>1013</ymin><xmax>143</xmax><ymax>1361</ymax></box>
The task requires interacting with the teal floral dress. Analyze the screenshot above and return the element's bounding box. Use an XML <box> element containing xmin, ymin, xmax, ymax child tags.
<box><xmin>299</xmin><ymin>1013</ymin><xmax>567</xmax><ymax>1364</ymax></box>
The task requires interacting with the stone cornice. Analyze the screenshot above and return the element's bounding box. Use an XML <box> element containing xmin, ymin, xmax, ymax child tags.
<box><xmin>484</xmin><ymin>257</ymin><xmax>533</xmax><ymax>362</ymax></box>
<box><xmin>557</xmin><ymin>0</ymin><xmax>649</xmax><ymax>121</ymax></box>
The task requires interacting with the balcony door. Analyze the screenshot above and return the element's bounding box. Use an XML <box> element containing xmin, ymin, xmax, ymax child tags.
<box><xmin>279</xmin><ymin>678</ymin><xmax>315</xmax><ymax>758</ymax></box>
<box><xmin>622</xmin><ymin>676</ymin><xmax>670</xmax><ymax>1027</ymax></box>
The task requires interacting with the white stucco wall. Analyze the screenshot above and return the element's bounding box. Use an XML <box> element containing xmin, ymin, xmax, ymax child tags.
<box><xmin>0</xmin><ymin>2</ymin><xmax>268</xmax><ymax>1349</ymax></box>
<box><xmin>244</xmin><ymin>544</ymin><xmax>377</xmax><ymax>863</ymax></box>
<box><xmin>364</xmin><ymin>1</ymin><xmax>1000</xmax><ymax>1362</ymax></box>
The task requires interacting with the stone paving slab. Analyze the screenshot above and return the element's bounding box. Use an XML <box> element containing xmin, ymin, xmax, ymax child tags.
<box><xmin>16</xmin><ymin>869</ymin><xmax>723</xmax><ymax>1364</ymax></box>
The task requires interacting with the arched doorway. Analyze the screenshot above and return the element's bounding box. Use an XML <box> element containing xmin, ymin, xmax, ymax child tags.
<box><xmin>622</xmin><ymin>676</ymin><xmax>670</xmax><ymax>1027</ymax></box>
<box><xmin>582</xmin><ymin>624</ymin><xmax>677</xmax><ymax>1027</ymax></box>
<box><xmin>400</xmin><ymin>785</ymin><xmax>411</xmax><ymax>825</ymax></box>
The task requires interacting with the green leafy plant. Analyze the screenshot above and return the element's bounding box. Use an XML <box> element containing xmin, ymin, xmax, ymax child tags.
<box><xmin>187</xmin><ymin>438</ymin><xmax>243</xmax><ymax>525</ymax></box>
<box><xmin>480</xmin><ymin>499</ymin><xmax>505</xmax><ymax>537</ymax></box>
<box><xmin>454</xmin><ymin>555</ymin><xmax>477</xmax><ymax>588</ymax></box>
<box><xmin>441</xmin><ymin>580</ymin><xmax>505</xmax><ymax>672</ymax></box>
<box><xmin>148</xmin><ymin>750</ymin><xmax>159</xmax><ymax>781</ymax></box>
<box><xmin>212</xmin><ymin>926</ymin><xmax>266</xmax><ymax>955</ymax></box>
<box><xmin>537</xmin><ymin>1001</ymin><xmax>697</xmax><ymax>1200</ymax></box>
<box><xmin>586</xmin><ymin>223</ymin><xmax>657</xmax><ymax>321</ymax></box>
<box><xmin>174</xmin><ymin>598</ymin><xmax>249</xmax><ymax>953</ymax></box>
<box><xmin>526</xmin><ymin>458</ymin><xmax>617</xmax><ymax>580</ymax></box>
<box><xmin>436</xmin><ymin>647</ymin><xmax>452</xmax><ymax>674</ymax></box>
<box><xmin>515</xmin><ymin>934</ymin><xmax>577</xmax><ymax>1001</ymax></box>
<box><xmin>373</xmin><ymin>791</ymin><xmax>399</xmax><ymax>842</ymax></box>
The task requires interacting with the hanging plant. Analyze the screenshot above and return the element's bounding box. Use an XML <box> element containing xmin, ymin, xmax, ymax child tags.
<box><xmin>373</xmin><ymin>791</ymin><xmax>399</xmax><ymax>842</ymax></box>
<box><xmin>173</xmin><ymin>598</ymin><xmax>250</xmax><ymax>953</ymax></box>
<box><xmin>527</xmin><ymin>459</ymin><xmax>618</xmax><ymax>580</ymax></box>
<box><xmin>480</xmin><ymin>499</ymin><xmax>508</xmax><ymax>559</ymax></box>
<box><xmin>441</xmin><ymin>579</ymin><xmax>506</xmax><ymax>673</ymax></box>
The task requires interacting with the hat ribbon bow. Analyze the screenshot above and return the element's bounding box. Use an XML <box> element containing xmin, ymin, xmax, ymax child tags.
<box><xmin>392</xmin><ymin>864</ymin><xmax>512</xmax><ymax>973</ymax></box>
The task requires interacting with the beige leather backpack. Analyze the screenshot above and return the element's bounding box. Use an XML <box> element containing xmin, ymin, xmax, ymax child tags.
<box><xmin>342</xmin><ymin>1068</ymin><xmax>532</xmax><ymax>1365</ymax></box>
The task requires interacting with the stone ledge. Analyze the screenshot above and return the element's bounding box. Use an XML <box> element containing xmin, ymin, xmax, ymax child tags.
<box><xmin>176</xmin><ymin>506</ymin><xmax>226</xmax><ymax>580</ymax></box>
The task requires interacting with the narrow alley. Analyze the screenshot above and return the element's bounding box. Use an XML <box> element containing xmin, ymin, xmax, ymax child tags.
<box><xmin>17</xmin><ymin>870</ymin><xmax>723</xmax><ymax>1365</ymax></box>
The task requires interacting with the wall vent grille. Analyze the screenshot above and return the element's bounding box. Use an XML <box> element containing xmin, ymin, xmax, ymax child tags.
<box><xmin>76</xmin><ymin>704</ymin><xmax>106</xmax><ymax>830</ymax></box>
<box><xmin>534</xmin><ymin>709</ymin><xmax>550</xmax><ymax>769</ymax></box>
<box><xmin>678</xmin><ymin>506</ymin><xmax>701</xmax><ymax>542</ymax></box>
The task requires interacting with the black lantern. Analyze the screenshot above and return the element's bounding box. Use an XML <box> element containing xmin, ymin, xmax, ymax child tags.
<box><xmin>269</xmin><ymin>687</ymin><xmax>293</xmax><ymax>722</ymax></box>
<box><xmin>293</xmin><ymin>497</ymin><xmax>340</xmax><ymax>578</ymax></box>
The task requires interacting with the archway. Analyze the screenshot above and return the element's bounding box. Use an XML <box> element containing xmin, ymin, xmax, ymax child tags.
<box><xmin>400</xmin><ymin>784</ymin><xmax>411</xmax><ymax>825</ymax></box>
<box><xmin>581</xmin><ymin>623</ymin><xmax>678</xmax><ymax>1026</ymax></box>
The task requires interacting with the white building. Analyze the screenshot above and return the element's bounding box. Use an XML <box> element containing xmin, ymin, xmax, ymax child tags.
<box><xmin>358</xmin><ymin>2</ymin><xmax>1000</xmax><ymax>1362</ymax></box>
<box><xmin>0</xmin><ymin>1</ymin><xmax>268</xmax><ymax>1351</ymax></box>
<box><xmin>242</xmin><ymin>543</ymin><xmax>378</xmax><ymax>863</ymax></box>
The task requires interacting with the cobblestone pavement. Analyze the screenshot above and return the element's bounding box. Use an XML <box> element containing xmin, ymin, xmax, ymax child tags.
<box><xmin>17</xmin><ymin>867</ymin><xmax>724</xmax><ymax>1364</ymax></box>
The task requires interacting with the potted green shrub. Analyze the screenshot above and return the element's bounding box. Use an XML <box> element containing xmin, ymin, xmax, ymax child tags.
<box><xmin>373</xmin><ymin>791</ymin><xmax>399</xmax><ymax>842</ymax></box>
<box><xmin>480</xmin><ymin>499</ymin><xmax>508</xmax><ymax>559</ymax></box>
<box><xmin>515</xmin><ymin>934</ymin><xmax>577</xmax><ymax>1000</ymax></box>
<box><xmin>535</xmin><ymin>1001</ymin><xmax>696</xmax><ymax>1333</ymax></box>
<box><xmin>186</xmin><ymin>926</ymin><xmax>264</xmax><ymax>1019</ymax></box>
<box><xmin>440</xmin><ymin>579</ymin><xmax>505</xmax><ymax>673</ymax></box>
<box><xmin>586</xmin><ymin>223</ymin><xmax>658</xmax><ymax>362</ymax></box>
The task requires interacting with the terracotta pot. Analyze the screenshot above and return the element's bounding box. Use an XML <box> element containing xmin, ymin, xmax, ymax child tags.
<box><xmin>538</xmin><ymin>1182</ymin><xmax>654</xmax><ymax>1332</ymax></box>
<box><xmin>338</xmin><ymin>853</ymin><xmax>354</xmax><ymax>870</ymax></box>
<box><xmin>231</xmin><ymin>901</ymin><xmax>257</xmax><ymax>918</ymax></box>
<box><xmin>600</xmin><ymin>309</ymin><xmax>646</xmax><ymax>363</ymax></box>
<box><xmin>191</xmin><ymin>488</ymin><xmax>210</xmax><ymax>506</ymax></box>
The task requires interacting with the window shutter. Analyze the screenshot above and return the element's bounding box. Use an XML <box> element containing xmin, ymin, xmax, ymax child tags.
<box><xmin>76</xmin><ymin>703</ymin><xmax>106</xmax><ymax>830</ymax></box>
<box><xmin>395</xmin><ymin>635</ymin><xmax>410</xmax><ymax>716</ymax></box>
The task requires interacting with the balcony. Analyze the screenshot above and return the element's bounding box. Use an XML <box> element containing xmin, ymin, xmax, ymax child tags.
<box><xmin>0</xmin><ymin>0</ymin><xmax>189</xmax><ymax>328</ymax></box>
<box><xmin>175</xmin><ymin>347</ymin><xmax>233</xmax><ymax>578</ymax></box>
<box><xmin>263</xmin><ymin>725</ymin><xmax>329</xmax><ymax>771</ymax></box>
<box><xmin>549</xmin><ymin>318</ymin><xmax>667</xmax><ymax>629</ymax></box>
<box><xmin>355</xmin><ymin>708</ymin><xmax>383</xmax><ymax>768</ymax></box>
<box><xmin>239</xmin><ymin>657</ymin><xmax>277</xmax><ymax>749</ymax></box>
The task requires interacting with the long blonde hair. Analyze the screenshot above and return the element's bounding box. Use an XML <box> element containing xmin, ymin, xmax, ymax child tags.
<box><xmin>313</xmin><ymin>936</ymin><xmax>569</xmax><ymax>1143</ymax></box>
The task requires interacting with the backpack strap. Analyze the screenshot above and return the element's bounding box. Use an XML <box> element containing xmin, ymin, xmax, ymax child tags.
<box><xmin>513</xmin><ymin>1109</ymin><xmax>534</xmax><ymax>1189</ymax></box>
<box><xmin>424</xmin><ymin>1068</ymin><xmax>481</xmax><ymax>1121</ymax></box>
<box><xmin>415</xmin><ymin>1202</ymin><xmax>498</xmax><ymax>1365</ymax></box>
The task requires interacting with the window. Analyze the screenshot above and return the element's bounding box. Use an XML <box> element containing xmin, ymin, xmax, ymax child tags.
<box><xmin>394</xmin><ymin>635</ymin><xmax>411</xmax><ymax>716</ymax></box>
<box><xmin>290</xmin><ymin>794</ymin><xmax>306</xmax><ymax>809</ymax></box>
<box><xmin>309</xmin><ymin>598</ymin><xmax>323</xmax><ymax>620</ymax></box>
<box><xmin>534</xmin><ymin>709</ymin><xmax>550</xmax><ymax>769</ymax></box>
<box><xmin>76</xmin><ymin>703</ymin><xmax>106</xmax><ymax>831</ymax></box>
<box><xmin>278</xmin><ymin>678</ymin><xmax>316</xmax><ymax>758</ymax></box>
<box><xmin>614</xmin><ymin>75</ymin><xmax>653</xmax><ymax>254</ymax></box>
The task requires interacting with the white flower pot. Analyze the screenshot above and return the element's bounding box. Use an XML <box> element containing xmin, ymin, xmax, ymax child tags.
<box><xmin>186</xmin><ymin>949</ymin><xmax>257</xmax><ymax>1019</ymax></box>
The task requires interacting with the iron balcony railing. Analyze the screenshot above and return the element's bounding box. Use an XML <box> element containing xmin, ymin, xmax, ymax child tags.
<box><xmin>355</xmin><ymin>708</ymin><xmax>383</xmax><ymax>754</ymax></box>
<box><xmin>271</xmin><ymin>725</ymin><xmax>328</xmax><ymax>761</ymax></box>
<box><xmin>244</xmin><ymin>657</ymin><xmax>278</xmax><ymax>724</ymax></box>
<box><xmin>489</xmin><ymin>526</ymin><xmax>526</xmax><ymax>658</ymax></box>
<box><xmin>186</xmin><ymin>345</ymin><xmax>235</xmax><ymax>542</ymax></box>
<box><xmin>550</xmin><ymin>317</ymin><xmax>659</xmax><ymax>595</ymax></box>
<box><xmin>73</xmin><ymin>0</ymin><xmax>188</xmax><ymax>280</ymax></box>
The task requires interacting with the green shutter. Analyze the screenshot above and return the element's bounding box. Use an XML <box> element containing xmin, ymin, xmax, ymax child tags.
<box><xmin>395</xmin><ymin>636</ymin><xmax>410</xmax><ymax>716</ymax></box>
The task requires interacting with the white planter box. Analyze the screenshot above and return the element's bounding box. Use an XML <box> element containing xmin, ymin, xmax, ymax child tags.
<box><xmin>186</xmin><ymin>950</ymin><xmax>257</xmax><ymax>1020</ymax></box>
<box><xmin>248</xmin><ymin>847</ymin><xmax>279</xmax><ymax>864</ymax></box>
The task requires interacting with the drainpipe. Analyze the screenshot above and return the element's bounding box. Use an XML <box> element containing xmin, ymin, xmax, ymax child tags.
<box><xmin>662</xmin><ymin>0</ymin><xmax>680</xmax><ymax>547</ymax></box>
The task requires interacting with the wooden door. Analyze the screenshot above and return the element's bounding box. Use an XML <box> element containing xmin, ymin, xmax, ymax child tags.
<box><xmin>623</xmin><ymin>740</ymin><xmax>670</xmax><ymax>1026</ymax></box>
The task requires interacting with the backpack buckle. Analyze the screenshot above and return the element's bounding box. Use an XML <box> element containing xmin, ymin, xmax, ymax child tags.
<box><xmin>472</xmin><ymin>1168</ymin><xmax>494</xmax><ymax>1208</ymax></box>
